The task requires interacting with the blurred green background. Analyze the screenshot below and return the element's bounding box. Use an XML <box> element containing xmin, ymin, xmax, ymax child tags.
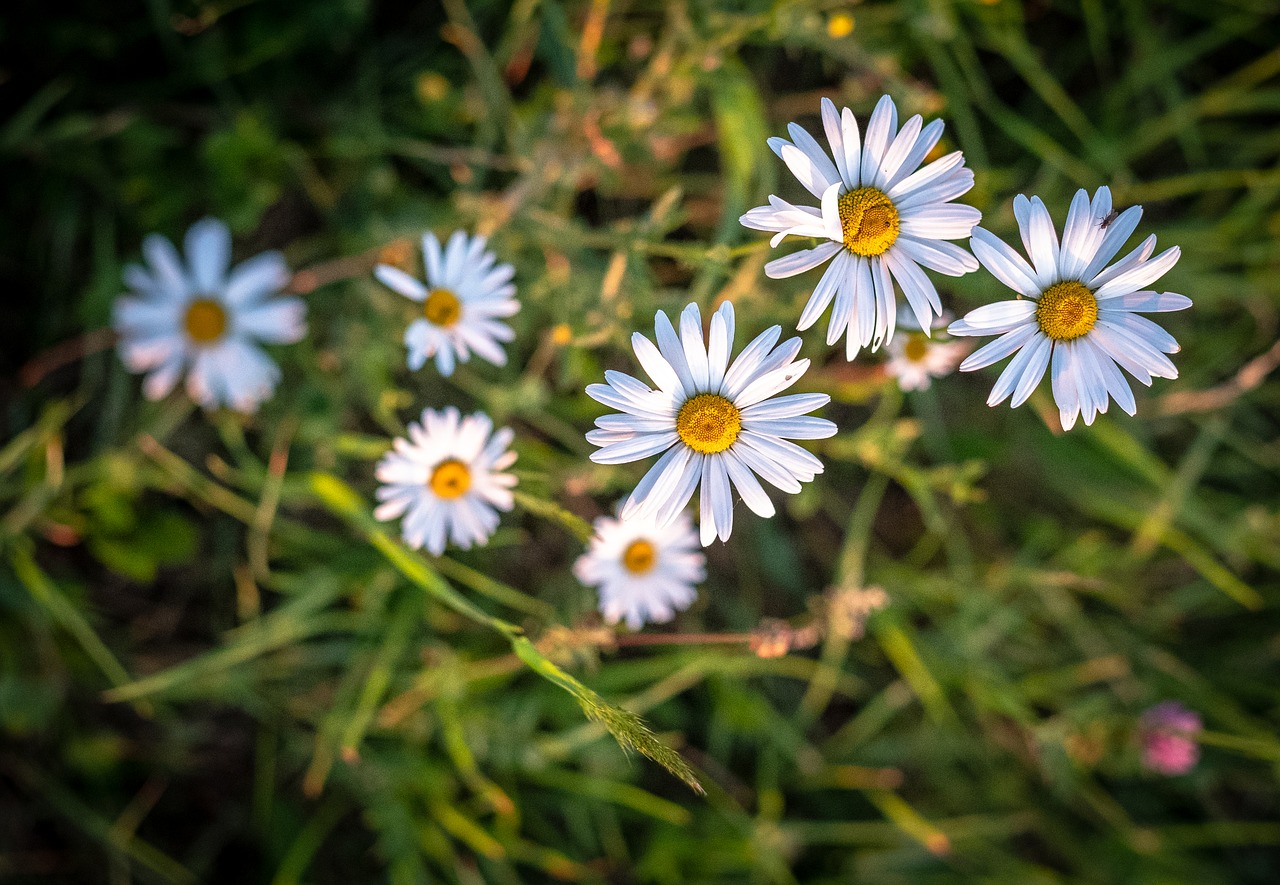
<box><xmin>3</xmin><ymin>0</ymin><xmax>1280</xmax><ymax>881</ymax></box>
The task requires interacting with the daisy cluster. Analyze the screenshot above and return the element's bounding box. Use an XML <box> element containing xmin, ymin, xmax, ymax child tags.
<box><xmin>110</xmin><ymin>94</ymin><xmax>1190</xmax><ymax>631</ymax></box>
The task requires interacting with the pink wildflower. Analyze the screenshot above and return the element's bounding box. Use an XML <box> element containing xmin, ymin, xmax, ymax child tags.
<box><xmin>1140</xmin><ymin>701</ymin><xmax>1202</xmax><ymax>776</ymax></box>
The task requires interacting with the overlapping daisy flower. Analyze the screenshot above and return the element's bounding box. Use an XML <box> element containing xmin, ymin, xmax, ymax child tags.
<box><xmin>741</xmin><ymin>95</ymin><xmax>980</xmax><ymax>359</ymax></box>
<box><xmin>374</xmin><ymin>407</ymin><xmax>517</xmax><ymax>556</ymax></box>
<box><xmin>586</xmin><ymin>301</ymin><xmax>836</xmax><ymax>546</ymax></box>
<box><xmin>375</xmin><ymin>230</ymin><xmax>519</xmax><ymax>377</ymax></box>
<box><xmin>884</xmin><ymin>304</ymin><xmax>967</xmax><ymax>392</ymax></box>
<box><xmin>112</xmin><ymin>217</ymin><xmax>306</xmax><ymax>413</ymax></box>
<box><xmin>948</xmin><ymin>187</ymin><xmax>1190</xmax><ymax>429</ymax></box>
<box><xmin>574</xmin><ymin>509</ymin><xmax>706</xmax><ymax>630</ymax></box>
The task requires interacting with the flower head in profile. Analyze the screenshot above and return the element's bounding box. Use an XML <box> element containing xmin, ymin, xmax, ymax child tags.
<box><xmin>375</xmin><ymin>231</ymin><xmax>518</xmax><ymax>377</ymax></box>
<box><xmin>1139</xmin><ymin>701</ymin><xmax>1202</xmax><ymax>776</ymax></box>
<box><xmin>884</xmin><ymin>304</ymin><xmax>967</xmax><ymax>392</ymax></box>
<box><xmin>949</xmin><ymin>187</ymin><xmax>1190</xmax><ymax>429</ymax></box>
<box><xmin>574</xmin><ymin>509</ymin><xmax>706</xmax><ymax>630</ymax></box>
<box><xmin>586</xmin><ymin>301</ymin><xmax>836</xmax><ymax>546</ymax></box>
<box><xmin>112</xmin><ymin>217</ymin><xmax>306</xmax><ymax>413</ymax></box>
<box><xmin>374</xmin><ymin>407</ymin><xmax>517</xmax><ymax>556</ymax></box>
<box><xmin>741</xmin><ymin>95</ymin><xmax>980</xmax><ymax>360</ymax></box>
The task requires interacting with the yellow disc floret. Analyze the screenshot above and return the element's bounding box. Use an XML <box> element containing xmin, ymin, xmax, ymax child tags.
<box><xmin>183</xmin><ymin>298</ymin><xmax>228</xmax><ymax>344</ymax></box>
<box><xmin>838</xmin><ymin>187</ymin><xmax>900</xmax><ymax>257</ymax></box>
<box><xmin>1036</xmin><ymin>281</ymin><xmax>1098</xmax><ymax>341</ymax></box>
<box><xmin>676</xmin><ymin>393</ymin><xmax>742</xmax><ymax>454</ymax></box>
<box><xmin>424</xmin><ymin>288</ymin><xmax>462</xmax><ymax>327</ymax></box>
<box><xmin>622</xmin><ymin>539</ymin><xmax>657</xmax><ymax>574</ymax></box>
<box><xmin>429</xmin><ymin>458</ymin><xmax>472</xmax><ymax>499</ymax></box>
<box><xmin>903</xmin><ymin>333</ymin><xmax>930</xmax><ymax>362</ymax></box>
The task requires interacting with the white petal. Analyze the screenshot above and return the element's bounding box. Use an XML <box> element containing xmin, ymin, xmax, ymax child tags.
<box><xmin>1100</xmin><ymin>291</ymin><xmax>1192</xmax><ymax>312</ymax></box>
<box><xmin>1093</xmin><ymin>246</ymin><xmax>1182</xmax><ymax>300</ymax></box>
<box><xmin>1090</xmin><ymin>234</ymin><xmax>1157</xmax><ymax>290</ymax></box>
<box><xmin>1081</xmin><ymin>206</ymin><xmax>1143</xmax><ymax>283</ymax></box>
<box><xmin>883</xmin><ymin>118</ymin><xmax>945</xmax><ymax>192</ymax></box>
<box><xmin>840</xmin><ymin>106</ymin><xmax>863</xmax><ymax>188</ymax></box>
<box><xmin>1081</xmin><ymin>336</ymin><xmax>1136</xmax><ymax>416</ymax></box>
<box><xmin>1009</xmin><ymin>334</ymin><xmax>1053</xmax><ymax>407</ymax></box>
<box><xmin>733</xmin><ymin>358</ymin><xmax>811</xmax><ymax>408</ymax></box>
<box><xmin>871</xmin><ymin>256</ymin><xmax>895</xmax><ymax>352</ymax></box>
<box><xmin>591</xmin><ymin>432</ymin><xmax>678</xmax><ymax>465</ymax></box>
<box><xmin>680</xmin><ymin>302</ymin><xmax>712</xmax><ymax>392</ymax></box>
<box><xmin>733</xmin><ymin>438</ymin><xmax>802</xmax><ymax>493</ymax></box>
<box><xmin>723</xmin><ymin>451</ymin><xmax>775</xmax><ymax>518</ymax></box>
<box><xmin>708</xmin><ymin>302</ymin><xmax>735</xmax><ymax>391</ymax></box>
<box><xmin>226</xmin><ymin>252</ymin><xmax>289</xmax><ymax>306</ymax></box>
<box><xmin>886</xmin><ymin>150</ymin><xmax>964</xmax><ymax>204</ymax></box>
<box><xmin>740</xmin><ymin>392</ymin><xmax>830</xmax><ymax>421</ymax></box>
<box><xmin>884</xmin><ymin>250</ymin><xmax>940</xmax><ymax>333</ymax></box>
<box><xmin>873</xmin><ymin>113</ymin><xmax>922</xmax><ymax>190</ymax></box>
<box><xmin>1049</xmin><ymin>342</ymin><xmax>1080</xmax><ymax>430</ymax></box>
<box><xmin>142</xmin><ymin>233</ymin><xmax>189</xmax><ymax>298</ymax></box>
<box><xmin>375</xmin><ymin>264</ymin><xmax>428</xmax><ymax>301</ymax></box>
<box><xmin>787</xmin><ymin>122</ymin><xmax>842</xmax><ymax>194</ymax></box>
<box><xmin>631</xmin><ymin>332</ymin><xmax>683</xmax><ymax>394</ymax></box>
<box><xmin>764</xmin><ymin>242</ymin><xmax>841</xmax><ymax>279</ymax></box>
<box><xmin>185</xmin><ymin>218</ymin><xmax>231</xmax><ymax>293</ymax></box>
<box><xmin>1057</xmin><ymin>189</ymin><xmax>1100</xmax><ymax>282</ymax></box>
<box><xmin>898</xmin><ymin>204</ymin><xmax>983</xmax><ymax>240</ymax></box>
<box><xmin>422</xmin><ymin>232</ymin><xmax>444</xmax><ymax>285</ymax></box>
<box><xmin>778</xmin><ymin>141</ymin><xmax>837</xmax><ymax>199</ymax></box>
<box><xmin>624</xmin><ymin>445</ymin><xmax>692</xmax><ymax>518</ymax></box>
<box><xmin>798</xmin><ymin>252</ymin><xmax>848</xmax><ymax>332</ymax></box>
<box><xmin>743</xmin><ymin>416</ymin><xmax>837</xmax><ymax>439</ymax></box>
<box><xmin>969</xmin><ymin>228</ymin><xmax>1041</xmax><ymax>298</ymax></box>
<box><xmin>959</xmin><ymin>323</ymin><xmax>1038</xmax><ymax>371</ymax></box>
<box><xmin>704</xmin><ymin>455</ymin><xmax>734</xmax><ymax>543</ymax></box>
<box><xmin>821</xmin><ymin>98</ymin><xmax>852</xmax><ymax>188</ymax></box>
<box><xmin>140</xmin><ymin>350</ymin><xmax>186</xmax><ymax>400</ymax></box>
<box><xmin>894</xmin><ymin>235</ymin><xmax>978</xmax><ymax>276</ymax></box>
<box><xmin>948</xmin><ymin>299</ymin><xmax>1037</xmax><ymax>336</ymax></box>
<box><xmin>860</xmin><ymin>94</ymin><xmax>897</xmax><ymax>186</ymax></box>
<box><xmin>235</xmin><ymin>297</ymin><xmax>306</xmax><ymax>344</ymax></box>
<box><xmin>1012</xmin><ymin>195</ymin><xmax>1060</xmax><ymax>287</ymax></box>
<box><xmin>654</xmin><ymin>310</ymin><xmax>698</xmax><ymax>396</ymax></box>
<box><xmin>737</xmin><ymin>431</ymin><xmax>823</xmax><ymax>478</ymax></box>
<box><xmin>721</xmin><ymin>325</ymin><xmax>782</xmax><ymax>398</ymax></box>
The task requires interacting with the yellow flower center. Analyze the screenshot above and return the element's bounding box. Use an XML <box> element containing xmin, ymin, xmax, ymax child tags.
<box><xmin>676</xmin><ymin>393</ymin><xmax>742</xmax><ymax>454</ymax></box>
<box><xmin>183</xmin><ymin>298</ymin><xmax>227</xmax><ymax>344</ymax></box>
<box><xmin>429</xmin><ymin>458</ymin><xmax>471</xmax><ymax>499</ymax></box>
<box><xmin>1036</xmin><ymin>281</ymin><xmax>1098</xmax><ymax>341</ymax></box>
<box><xmin>424</xmin><ymin>288</ymin><xmax>462</xmax><ymax>327</ymax></box>
<box><xmin>622</xmin><ymin>539</ymin><xmax>657</xmax><ymax>575</ymax></box>
<box><xmin>838</xmin><ymin>187</ymin><xmax>900</xmax><ymax>257</ymax></box>
<box><xmin>903</xmin><ymin>333</ymin><xmax>930</xmax><ymax>362</ymax></box>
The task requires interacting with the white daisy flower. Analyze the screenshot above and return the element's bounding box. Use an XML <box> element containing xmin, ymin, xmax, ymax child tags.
<box><xmin>884</xmin><ymin>304</ymin><xmax>967</xmax><ymax>392</ymax></box>
<box><xmin>574</xmin><ymin>509</ymin><xmax>706</xmax><ymax>630</ymax></box>
<box><xmin>741</xmin><ymin>95</ymin><xmax>980</xmax><ymax>360</ymax></box>
<box><xmin>374</xmin><ymin>230</ymin><xmax>519</xmax><ymax>377</ymax></box>
<box><xmin>948</xmin><ymin>186</ymin><xmax>1191</xmax><ymax>430</ymax></box>
<box><xmin>373</xmin><ymin>407</ymin><xmax>517</xmax><ymax>556</ymax></box>
<box><xmin>586</xmin><ymin>301</ymin><xmax>837</xmax><ymax>547</ymax></box>
<box><xmin>112</xmin><ymin>217</ymin><xmax>306</xmax><ymax>413</ymax></box>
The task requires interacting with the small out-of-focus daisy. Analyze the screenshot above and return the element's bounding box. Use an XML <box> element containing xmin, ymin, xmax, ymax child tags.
<box><xmin>374</xmin><ymin>407</ymin><xmax>517</xmax><ymax>556</ymax></box>
<box><xmin>375</xmin><ymin>230</ymin><xmax>518</xmax><ymax>377</ymax></box>
<box><xmin>741</xmin><ymin>95</ymin><xmax>980</xmax><ymax>359</ymax></box>
<box><xmin>586</xmin><ymin>301</ymin><xmax>836</xmax><ymax>546</ymax></box>
<box><xmin>884</xmin><ymin>305</ymin><xmax>967</xmax><ymax>392</ymax></box>
<box><xmin>112</xmin><ymin>217</ymin><xmax>306</xmax><ymax>413</ymax></box>
<box><xmin>574</xmin><ymin>509</ymin><xmax>705</xmax><ymax>630</ymax></box>
<box><xmin>948</xmin><ymin>187</ymin><xmax>1190</xmax><ymax>429</ymax></box>
<box><xmin>1139</xmin><ymin>701</ymin><xmax>1202</xmax><ymax>776</ymax></box>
